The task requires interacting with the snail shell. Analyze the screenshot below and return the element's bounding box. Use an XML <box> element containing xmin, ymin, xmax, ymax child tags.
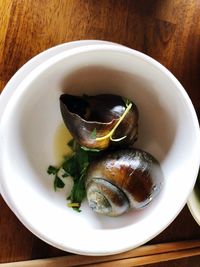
<box><xmin>85</xmin><ymin>149</ymin><xmax>163</xmax><ymax>216</ymax></box>
<box><xmin>60</xmin><ymin>94</ymin><xmax>138</xmax><ymax>150</ymax></box>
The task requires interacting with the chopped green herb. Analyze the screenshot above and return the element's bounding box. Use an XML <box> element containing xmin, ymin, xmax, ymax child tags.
<box><xmin>62</xmin><ymin>154</ymin><xmax>78</xmax><ymax>177</ymax></box>
<box><xmin>73</xmin><ymin>207</ymin><xmax>82</xmax><ymax>212</ymax></box>
<box><xmin>122</xmin><ymin>97</ymin><xmax>132</xmax><ymax>107</ymax></box>
<box><xmin>90</xmin><ymin>128</ymin><xmax>97</xmax><ymax>139</ymax></box>
<box><xmin>95</xmin><ymin>102</ymin><xmax>132</xmax><ymax>142</ymax></box>
<box><xmin>54</xmin><ymin>176</ymin><xmax>65</xmax><ymax>191</ymax></box>
<box><xmin>67</xmin><ymin>195</ymin><xmax>71</xmax><ymax>200</ymax></box>
<box><xmin>76</xmin><ymin>148</ymin><xmax>88</xmax><ymax>170</ymax></box>
<box><xmin>81</xmin><ymin>146</ymin><xmax>101</xmax><ymax>152</ymax></box>
<box><xmin>62</xmin><ymin>172</ymin><xmax>71</xmax><ymax>178</ymax></box>
<box><xmin>47</xmin><ymin>139</ymin><xmax>101</xmax><ymax>212</ymax></box>
<box><xmin>67</xmin><ymin>202</ymin><xmax>80</xmax><ymax>207</ymax></box>
<box><xmin>67</xmin><ymin>203</ymin><xmax>81</xmax><ymax>212</ymax></box>
<box><xmin>47</xmin><ymin>165</ymin><xmax>58</xmax><ymax>175</ymax></box>
<box><xmin>69</xmin><ymin>177</ymin><xmax>86</xmax><ymax>202</ymax></box>
<box><xmin>67</xmin><ymin>147</ymin><xmax>89</xmax><ymax>208</ymax></box>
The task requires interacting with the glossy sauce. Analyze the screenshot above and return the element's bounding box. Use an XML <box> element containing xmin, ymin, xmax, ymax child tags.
<box><xmin>54</xmin><ymin>123</ymin><xmax>72</xmax><ymax>165</ymax></box>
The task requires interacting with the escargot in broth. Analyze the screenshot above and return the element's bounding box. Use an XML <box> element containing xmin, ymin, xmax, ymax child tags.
<box><xmin>85</xmin><ymin>149</ymin><xmax>163</xmax><ymax>216</ymax></box>
<box><xmin>60</xmin><ymin>94</ymin><xmax>138</xmax><ymax>150</ymax></box>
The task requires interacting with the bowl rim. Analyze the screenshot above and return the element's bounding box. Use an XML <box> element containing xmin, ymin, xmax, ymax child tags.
<box><xmin>1</xmin><ymin>41</ymin><xmax>200</xmax><ymax>255</ymax></box>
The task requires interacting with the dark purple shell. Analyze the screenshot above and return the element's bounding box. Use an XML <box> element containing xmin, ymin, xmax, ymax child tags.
<box><xmin>60</xmin><ymin>94</ymin><xmax>138</xmax><ymax>150</ymax></box>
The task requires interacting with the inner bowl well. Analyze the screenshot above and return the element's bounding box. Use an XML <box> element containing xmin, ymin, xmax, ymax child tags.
<box><xmin>1</xmin><ymin>44</ymin><xmax>200</xmax><ymax>255</ymax></box>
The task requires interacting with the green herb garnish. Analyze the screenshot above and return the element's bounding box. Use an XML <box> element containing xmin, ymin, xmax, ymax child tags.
<box><xmin>95</xmin><ymin>101</ymin><xmax>132</xmax><ymax>142</ymax></box>
<box><xmin>90</xmin><ymin>128</ymin><xmax>97</xmax><ymax>139</ymax></box>
<box><xmin>62</xmin><ymin>154</ymin><xmax>77</xmax><ymax>177</ymax></box>
<box><xmin>47</xmin><ymin>139</ymin><xmax>100</xmax><ymax>211</ymax></box>
<box><xmin>81</xmin><ymin>146</ymin><xmax>100</xmax><ymax>152</ymax></box>
<box><xmin>47</xmin><ymin>165</ymin><xmax>59</xmax><ymax>175</ymax></box>
<box><xmin>47</xmin><ymin>166</ymin><xmax>65</xmax><ymax>191</ymax></box>
<box><xmin>123</xmin><ymin>97</ymin><xmax>132</xmax><ymax>107</ymax></box>
<box><xmin>54</xmin><ymin>176</ymin><xmax>65</xmax><ymax>191</ymax></box>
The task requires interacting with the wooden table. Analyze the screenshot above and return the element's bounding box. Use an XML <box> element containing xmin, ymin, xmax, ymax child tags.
<box><xmin>1</xmin><ymin>1</ymin><xmax>200</xmax><ymax>266</ymax></box>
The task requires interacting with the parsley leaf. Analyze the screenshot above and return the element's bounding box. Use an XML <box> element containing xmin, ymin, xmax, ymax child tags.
<box><xmin>62</xmin><ymin>172</ymin><xmax>71</xmax><ymax>178</ymax></box>
<box><xmin>67</xmin><ymin>146</ymin><xmax>89</xmax><ymax>209</ymax></box>
<box><xmin>47</xmin><ymin>165</ymin><xmax>58</xmax><ymax>175</ymax></box>
<box><xmin>47</xmin><ymin>139</ymin><xmax>102</xmax><ymax>212</ymax></box>
<box><xmin>73</xmin><ymin>207</ymin><xmax>82</xmax><ymax>212</ymax></box>
<box><xmin>76</xmin><ymin>148</ymin><xmax>89</xmax><ymax>170</ymax></box>
<box><xmin>54</xmin><ymin>176</ymin><xmax>65</xmax><ymax>191</ymax></box>
<box><xmin>62</xmin><ymin>154</ymin><xmax>78</xmax><ymax>177</ymax></box>
<box><xmin>90</xmin><ymin>128</ymin><xmax>97</xmax><ymax>139</ymax></box>
<box><xmin>81</xmin><ymin>146</ymin><xmax>101</xmax><ymax>152</ymax></box>
<box><xmin>69</xmin><ymin>176</ymin><xmax>86</xmax><ymax>204</ymax></box>
<box><xmin>122</xmin><ymin>97</ymin><xmax>132</xmax><ymax>107</ymax></box>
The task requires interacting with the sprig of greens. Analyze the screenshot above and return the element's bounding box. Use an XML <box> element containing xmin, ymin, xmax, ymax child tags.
<box><xmin>90</xmin><ymin>128</ymin><xmax>97</xmax><ymax>139</ymax></box>
<box><xmin>81</xmin><ymin>145</ymin><xmax>100</xmax><ymax>152</ymax></box>
<box><xmin>47</xmin><ymin>166</ymin><xmax>65</xmax><ymax>190</ymax></box>
<box><xmin>123</xmin><ymin>97</ymin><xmax>132</xmax><ymax>107</ymax></box>
<box><xmin>47</xmin><ymin>139</ymin><xmax>100</xmax><ymax>211</ymax></box>
<box><xmin>95</xmin><ymin>101</ymin><xmax>132</xmax><ymax>142</ymax></box>
<box><xmin>47</xmin><ymin>165</ymin><xmax>58</xmax><ymax>175</ymax></box>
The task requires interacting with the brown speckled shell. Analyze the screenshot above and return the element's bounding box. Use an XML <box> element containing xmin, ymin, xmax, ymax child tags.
<box><xmin>85</xmin><ymin>149</ymin><xmax>163</xmax><ymax>216</ymax></box>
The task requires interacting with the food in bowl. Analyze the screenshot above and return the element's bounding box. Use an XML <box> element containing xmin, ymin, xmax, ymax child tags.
<box><xmin>1</xmin><ymin>41</ymin><xmax>199</xmax><ymax>254</ymax></box>
<box><xmin>47</xmin><ymin>93</ymin><xmax>164</xmax><ymax>216</ymax></box>
<box><xmin>85</xmin><ymin>148</ymin><xmax>163</xmax><ymax>216</ymax></box>
<box><xmin>60</xmin><ymin>93</ymin><xmax>139</xmax><ymax>149</ymax></box>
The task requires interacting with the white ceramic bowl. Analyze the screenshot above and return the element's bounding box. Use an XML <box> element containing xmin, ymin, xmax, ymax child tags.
<box><xmin>1</xmin><ymin>41</ymin><xmax>200</xmax><ymax>255</ymax></box>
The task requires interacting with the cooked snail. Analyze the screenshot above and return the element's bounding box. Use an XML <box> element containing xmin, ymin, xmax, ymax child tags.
<box><xmin>60</xmin><ymin>94</ymin><xmax>138</xmax><ymax>150</ymax></box>
<box><xmin>85</xmin><ymin>149</ymin><xmax>163</xmax><ymax>216</ymax></box>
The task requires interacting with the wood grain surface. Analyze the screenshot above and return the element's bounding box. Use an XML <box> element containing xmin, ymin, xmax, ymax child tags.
<box><xmin>0</xmin><ymin>0</ymin><xmax>200</xmax><ymax>266</ymax></box>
